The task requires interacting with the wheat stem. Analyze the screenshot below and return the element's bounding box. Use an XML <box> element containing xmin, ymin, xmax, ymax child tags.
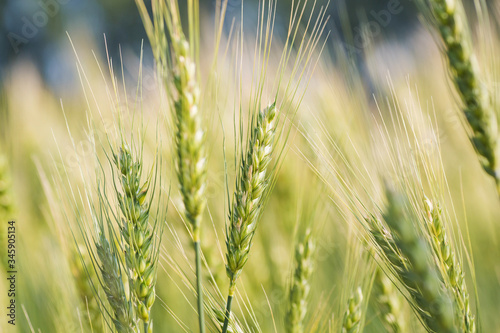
<box><xmin>168</xmin><ymin>12</ymin><xmax>207</xmax><ymax>333</ymax></box>
<box><xmin>194</xmin><ymin>241</ymin><xmax>205</xmax><ymax>333</ymax></box>
<box><xmin>221</xmin><ymin>294</ymin><xmax>234</xmax><ymax>333</ymax></box>
<box><xmin>214</xmin><ymin>304</ymin><xmax>243</xmax><ymax>333</ymax></box>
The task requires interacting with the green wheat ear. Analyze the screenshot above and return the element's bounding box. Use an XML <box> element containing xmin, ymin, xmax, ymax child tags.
<box><xmin>225</xmin><ymin>102</ymin><xmax>278</xmax><ymax>292</ymax></box>
<box><xmin>221</xmin><ymin>102</ymin><xmax>278</xmax><ymax>333</ymax></box>
<box><xmin>424</xmin><ymin>0</ymin><xmax>500</xmax><ymax>194</ymax></box>
<box><xmin>114</xmin><ymin>144</ymin><xmax>159</xmax><ymax>333</ymax></box>
<box><xmin>424</xmin><ymin>199</ymin><xmax>476</xmax><ymax>333</ymax></box>
<box><xmin>285</xmin><ymin>229</ymin><xmax>315</xmax><ymax>333</ymax></box>
<box><xmin>172</xmin><ymin>36</ymin><xmax>207</xmax><ymax>240</ymax></box>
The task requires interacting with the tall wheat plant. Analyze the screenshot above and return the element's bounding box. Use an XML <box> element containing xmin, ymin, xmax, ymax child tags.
<box><xmin>135</xmin><ymin>1</ymin><xmax>208</xmax><ymax>331</ymax></box>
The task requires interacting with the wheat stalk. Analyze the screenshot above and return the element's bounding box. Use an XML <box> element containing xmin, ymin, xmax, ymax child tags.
<box><xmin>369</xmin><ymin>189</ymin><xmax>458</xmax><ymax>333</ymax></box>
<box><xmin>424</xmin><ymin>0</ymin><xmax>500</xmax><ymax>194</ymax></box>
<box><xmin>222</xmin><ymin>102</ymin><xmax>278</xmax><ymax>333</ymax></box>
<box><xmin>169</xmin><ymin>16</ymin><xmax>208</xmax><ymax>333</ymax></box>
<box><xmin>342</xmin><ymin>287</ymin><xmax>363</xmax><ymax>333</ymax></box>
<box><xmin>424</xmin><ymin>199</ymin><xmax>476</xmax><ymax>333</ymax></box>
<box><xmin>134</xmin><ymin>2</ymin><xmax>208</xmax><ymax>330</ymax></box>
<box><xmin>285</xmin><ymin>229</ymin><xmax>315</xmax><ymax>333</ymax></box>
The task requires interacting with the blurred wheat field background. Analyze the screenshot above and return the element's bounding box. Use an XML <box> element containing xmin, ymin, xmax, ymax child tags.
<box><xmin>1</xmin><ymin>0</ymin><xmax>500</xmax><ymax>332</ymax></box>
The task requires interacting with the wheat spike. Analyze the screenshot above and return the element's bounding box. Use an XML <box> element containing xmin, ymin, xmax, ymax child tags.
<box><xmin>369</xmin><ymin>189</ymin><xmax>458</xmax><ymax>333</ymax></box>
<box><xmin>424</xmin><ymin>199</ymin><xmax>475</xmax><ymax>333</ymax></box>
<box><xmin>115</xmin><ymin>145</ymin><xmax>158</xmax><ymax>332</ymax></box>
<box><xmin>425</xmin><ymin>0</ymin><xmax>500</xmax><ymax>193</ymax></box>
<box><xmin>172</xmin><ymin>37</ymin><xmax>207</xmax><ymax>238</ymax></box>
<box><xmin>285</xmin><ymin>229</ymin><xmax>315</xmax><ymax>333</ymax></box>
<box><xmin>221</xmin><ymin>103</ymin><xmax>278</xmax><ymax>333</ymax></box>
<box><xmin>225</xmin><ymin>102</ymin><xmax>278</xmax><ymax>291</ymax></box>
